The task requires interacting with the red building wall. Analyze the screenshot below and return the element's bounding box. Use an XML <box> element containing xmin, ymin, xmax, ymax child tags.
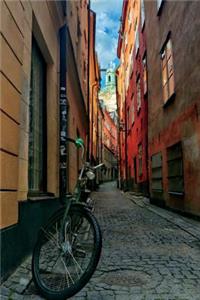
<box><xmin>126</xmin><ymin>18</ymin><xmax>148</xmax><ymax>194</ymax></box>
<box><xmin>103</xmin><ymin>109</ymin><xmax>118</xmax><ymax>157</ymax></box>
<box><xmin>117</xmin><ymin>0</ymin><xmax>148</xmax><ymax>194</ymax></box>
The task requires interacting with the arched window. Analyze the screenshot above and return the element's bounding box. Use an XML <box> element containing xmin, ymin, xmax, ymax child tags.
<box><xmin>108</xmin><ymin>75</ymin><xmax>111</xmax><ymax>82</ymax></box>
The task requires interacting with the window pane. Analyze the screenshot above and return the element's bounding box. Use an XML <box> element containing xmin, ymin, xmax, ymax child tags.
<box><xmin>162</xmin><ymin>65</ymin><xmax>168</xmax><ymax>87</ymax></box>
<box><xmin>168</xmin><ymin>75</ymin><xmax>175</xmax><ymax>97</ymax></box>
<box><xmin>161</xmin><ymin>38</ymin><xmax>175</xmax><ymax>103</ymax></box>
<box><xmin>157</xmin><ymin>0</ymin><xmax>163</xmax><ymax>10</ymax></box>
<box><xmin>143</xmin><ymin>56</ymin><xmax>147</xmax><ymax>95</ymax></box>
<box><xmin>137</xmin><ymin>78</ymin><xmax>141</xmax><ymax>110</ymax></box>
<box><xmin>163</xmin><ymin>84</ymin><xmax>168</xmax><ymax>103</ymax></box>
<box><xmin>29</xmin><ymin>39</ymin><xmax>46</xmax><ymax>192</ymax></box>
<box><xmin>167</xmin><ymin>55</ymin><xmax>174</xmax><ymax>78</ymax></box>
<box><xmin>141</xmin><ymin>0</ymin><xmax>145</xmax><ymax>27</ymax></box>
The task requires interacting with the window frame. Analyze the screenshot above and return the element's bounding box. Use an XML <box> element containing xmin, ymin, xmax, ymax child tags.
<box><xmin>136</xmin><ymin>76</ymin><xmax>141</xmax><ymax>112</ymax></box>
<box><xmin>142</xmin><ymin>53</ymin><xmax>148</xmax><ymax>96</ymax></box>
<box><xmin>160</xmin><ymin>35</ymin><xmax>175</xmax><ymax>106</ymax></box>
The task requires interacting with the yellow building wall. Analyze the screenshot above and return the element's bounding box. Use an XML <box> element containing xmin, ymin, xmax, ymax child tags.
<box><xmin>0</xmin><ymin>0</ymin><xmax>65</xmax><ymax>229</ymax></box>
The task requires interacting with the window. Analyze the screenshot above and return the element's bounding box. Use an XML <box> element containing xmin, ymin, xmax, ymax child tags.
<box><xmin>128</xmin><ymin>9</ymin><xmax>132</xmax><ymax>28</ymax></box>
<box><xmin>125</xmin><ymin>32</ymin><xmax>128</xmax><ymax>49</ymax></box>
<box><xmin>161</xmin><ymin>38</ymin><xmax>175</xmax><ymax>104</ymax></box>
<box><xmin>137</xmin><ymin>77</ymin><xmax>141</xmax><ymax>111</ymax></box>
<box><xmin>135</xmin><ymin>28</ymin><xmax>139</xmax><ymax>56</ymax></box>
<box><xmin>138</xmin><ymin>144</ymin><xmax>142</xmax><ymax>176</ymax></box>
<box><xmin>77</xmin><ymin>16</ymin><xmax>81</xmax><ymax>39</ymax></box>
<box><xmin>167</xmin><ymin>143</ymin><xmax>184</xmax><ymax>195</ymax></box>
<box><xmin>130</xmin><ymin>93</ymin><xmax>135</xmax><ymax>125</ymax></box>
<box><xmin>143</xmin><ymin>55</ymin><xmax>147</xmax><ymax>95</ymax></box>
<box><xmin>127</xmin><ymin>108</ymin><xmax>130</xmax><ymax>132</ymax></box>
<box><xmin>141</xmin><ymin>0</ymin><xmax>145</xmax><ymax>29</ymax></box>
<box><xmin>151</xmin><ymin>152</ymin><xmax>163</xmax><ymax>192</ymax></box>
<box><xmin>129</xmin><ymin>47</ymin><xmax>134</xmax><ymax>78</ymax></box>
<box><xmin>157</xmin><ymin>0</ymin><xmax>164</xmax><ymax>14</ymax></box>
<box><xmin>29</xmin><ymin>38</ymin><xmax>47</xmax><ymax>193</ymax></box>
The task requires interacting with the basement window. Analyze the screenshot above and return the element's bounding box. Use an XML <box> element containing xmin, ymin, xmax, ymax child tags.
<box><xmin>167</xmin><ymin>142</ymin><xmax>184</xmax><ymax>195</ymax></box>
<box><xmin>151</xmin><ymin>152</ymin><xmax>163</xmax><ymax>192</ymax></box>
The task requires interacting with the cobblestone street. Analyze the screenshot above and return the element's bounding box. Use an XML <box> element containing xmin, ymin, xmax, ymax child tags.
<box><xmin>1</xmin><ymin>182</ymin><xmax>200</xmax><ymax>300</ymax></box>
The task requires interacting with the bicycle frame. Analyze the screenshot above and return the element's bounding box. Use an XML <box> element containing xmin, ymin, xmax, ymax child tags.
<box><xmin>61</xmin><ymin>138</ymin><xmax>90</xmax><ymax>232</ymax></box>
<box><xmin>60</xmin><ymin>137</ymin><xmax>104</xmax><ymax>236</ymax></box>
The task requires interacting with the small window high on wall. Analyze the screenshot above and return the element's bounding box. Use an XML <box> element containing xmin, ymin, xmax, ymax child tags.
<box><xmin>28</xmin><ymin>38</ymin><xmax>47</xmax><ymax>193</ymax></box>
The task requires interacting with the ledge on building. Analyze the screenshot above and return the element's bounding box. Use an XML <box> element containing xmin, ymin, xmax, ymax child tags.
<box><xmin>168</xmin><ymin>191</ymin><xmax>184</xmax><ymax>198</ymax></box>
<box><xmin>27</xmin><ymin>191</ymin><xmax>56</xmax><ymax>202</ymax></box>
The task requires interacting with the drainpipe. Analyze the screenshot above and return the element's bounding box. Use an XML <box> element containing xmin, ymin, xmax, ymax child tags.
<box><xmin>91</xmin><ymin>81</ymin><xmax>98</xmax><ymax>163</ymax></box>
<box><xmin>87</xmin><ymin>1</ymin><xmax>91</xmax><ymax>161</ymax></box>
<box><xmin>124</xmin><ymin>92</ymin><xmax>128</xmax><ymax>191</ymax></box>
<box><xmin>115</xmin><ymin>71</ymin><xmax>121</xmax><ymax>189</ymax></box>
<box><xmin>59</xmin><ymin>24</ymin><xmax>69</xmax><ymax>203</ymax></box>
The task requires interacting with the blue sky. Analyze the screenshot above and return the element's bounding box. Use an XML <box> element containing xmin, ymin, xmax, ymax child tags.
<box><xmin>91</xmin><ymin>0</ymin><xmax>123</xmax><ymax>70</ymax></box>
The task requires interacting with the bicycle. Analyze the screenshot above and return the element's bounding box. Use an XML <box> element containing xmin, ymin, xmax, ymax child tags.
<box><xmin>32</xmin><ymin>137</ymin><xmax>103</xmax><ymax>300</ymax></box>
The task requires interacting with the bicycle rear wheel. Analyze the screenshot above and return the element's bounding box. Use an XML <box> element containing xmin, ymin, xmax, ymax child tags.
<box><xmin>32</xmin><ymin>205</ymin><xmax>102</xmax><ymax>300</ymax></box>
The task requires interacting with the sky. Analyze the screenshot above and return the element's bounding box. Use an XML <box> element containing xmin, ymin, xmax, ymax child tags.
<box><xmin>91</xmin><ymin>0</ymin><xmax>123</xmax><ymax>72</ymax></box>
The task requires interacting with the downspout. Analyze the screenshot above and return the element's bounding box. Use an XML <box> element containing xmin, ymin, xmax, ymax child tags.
<box><xmin>91</xmin><ymin>81</ymin><xmax>98</xmax><ymax>163</ymax></box>
<box><xmin>125</xmin><ymin>93</ymin><xmax>128</xmax><ymax>191</ymax></box>
<box><xmin>59</xmin><ymin>24</ymin><xmax>69</xmax><ymax>202</ymax></box>
<box><xmin>87</xmin><ymin>1</ymin><xmax>91</xmax><ymax>161</ymax></box>
<box><xmin>115</xmin><ymin>73</ymin><xmax>121</xmax><ymax>189</ymax></box>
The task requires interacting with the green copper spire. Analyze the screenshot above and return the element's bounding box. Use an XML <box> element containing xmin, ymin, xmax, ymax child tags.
<box><xmin>105</xmin><ymin>62</ymin><xmax>116</xmax><ymax>91</ymax></box>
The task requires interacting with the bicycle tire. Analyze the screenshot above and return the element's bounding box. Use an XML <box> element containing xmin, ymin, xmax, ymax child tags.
<box><xmin>32</xmin><ymin>204</ymin><xmax>102</xmax><ymax>300</ymax></box>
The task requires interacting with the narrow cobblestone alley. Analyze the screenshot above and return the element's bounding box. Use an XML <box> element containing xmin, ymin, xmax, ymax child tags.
<box><xmin>1</xmin><ymin>182</ymin><xmax>200</xmax><ymax>300</ymax></box>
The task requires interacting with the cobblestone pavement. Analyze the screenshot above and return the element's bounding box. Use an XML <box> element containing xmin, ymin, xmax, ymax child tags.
<box><xmin>1</xmin><ymin>181</ymin><xmax>200</xmax><ymax>300</ymax></box>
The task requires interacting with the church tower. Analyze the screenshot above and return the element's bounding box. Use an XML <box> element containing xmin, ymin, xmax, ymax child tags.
<box><xmin>105</xmin><ymin>63</ymin><xmax>116</xmax><ymax>91</ymax></box>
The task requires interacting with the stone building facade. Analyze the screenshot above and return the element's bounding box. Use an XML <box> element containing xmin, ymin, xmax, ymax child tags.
<box><xmin>88</xmin><ymin>10</ymin><xmax>101</xmax><ymax>165</ymax></box>
<box><xmin>145</xmin><ymin>0</ymin><xmax>200</xmax><ymax>216</ymax></box>
<box><xmin>117</xmin><ymin>0</ymin><xmax>148</xmax><ymax>194</ymax></box>
<box><xmin>98</xmin><ymin>66</ymin><xmax>118</xmax><ymax>182</ymax></box>
<box><xmin>117</xmin><ymin>0</ymin><xmax>200</xmax><ymax>217</ymax></box>
<box><xmin>0</xmin><ymin>0</ymin><xmax>94</xmax><ymax>279</ymax></box>
<box><xmin>102</xmin><ymin>109</ymin><xmax>118</xmax><ymax>182</ymax></box>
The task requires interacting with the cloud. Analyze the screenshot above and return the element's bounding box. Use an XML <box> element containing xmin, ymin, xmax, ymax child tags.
<box><xmin>91</xmin><ymin>0</ymin><xmax>123</xmax><ymax>69</ymax></box>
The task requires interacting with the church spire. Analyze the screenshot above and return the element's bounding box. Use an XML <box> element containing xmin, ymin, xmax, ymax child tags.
<box><xmin>105</xmin><ymin>61</ymin><xmax>116</xmax><ymax>90</ymax></box>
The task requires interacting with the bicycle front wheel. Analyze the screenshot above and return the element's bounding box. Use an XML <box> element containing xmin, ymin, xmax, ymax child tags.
<box><xmin>32</xmin><ymin>205</ymin><xmax>102</xmax><ymax>300</ymax></box>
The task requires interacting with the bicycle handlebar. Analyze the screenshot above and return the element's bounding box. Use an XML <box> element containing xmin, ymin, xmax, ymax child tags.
<box><xmin>93</xmin><ymin>163</ymin><xmax>105</xmax><ymax>170</ymax></box>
